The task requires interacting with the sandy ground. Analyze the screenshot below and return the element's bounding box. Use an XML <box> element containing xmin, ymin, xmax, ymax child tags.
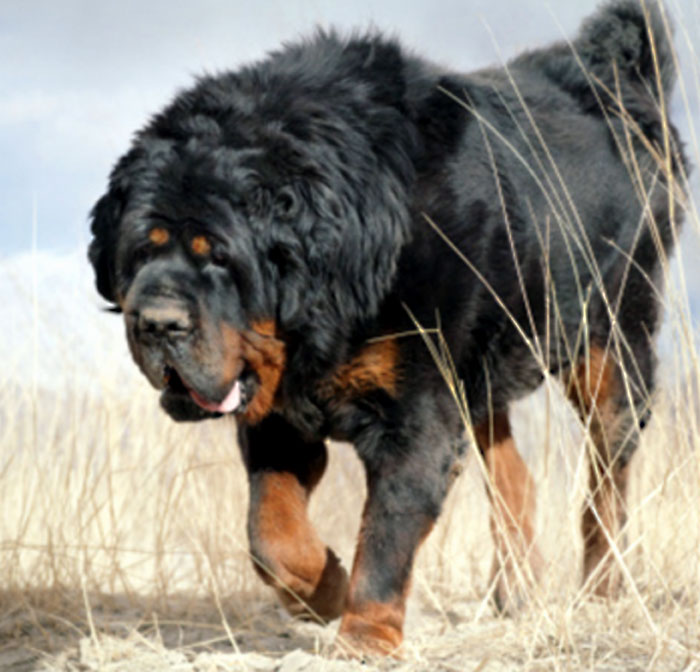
<box><xmin>2</xmin><ymin>587</ymin><xmax>699</xmax><ymax>672</ymax></box>
<box><xmin>2</xmin><ymin>597</ymin><xmax>479</xmax><ymax>672</ymax></box>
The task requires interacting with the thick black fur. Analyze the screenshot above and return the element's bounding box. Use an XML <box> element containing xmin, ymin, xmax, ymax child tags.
<box><xmin>90</xmin><ymin>0</ymin><xmax>686</xmax><ymax>652</ymax></box>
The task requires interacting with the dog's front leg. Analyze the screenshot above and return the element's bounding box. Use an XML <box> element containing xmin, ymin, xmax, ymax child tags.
<box><xmin>336</xmin><ymin>403</ymin><xmax>460</xmax><ymax>657</ymax></box>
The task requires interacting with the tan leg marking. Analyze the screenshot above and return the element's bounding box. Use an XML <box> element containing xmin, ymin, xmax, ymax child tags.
<box><xmin>335</xmin><ymin>500</ymin><xmax>435</xmax><ymax>659</ymax></box>
<box><xmin>567</xmin><ymin>346</ymin><xmax>628</xmax><ymax>597</ymax></box>
<box><xmin>251</xmin><ymin>471</ymin><xmax>348</xmax><ymax>621</ymax></box>
<box><xmin>474</xmin><ymin>412</ymin><xmax>542</xmax><ymax>612</ymax></box>
<box><xmin>336</xmin><ymin>600</ymin><xmax>405</xmax><ymax>658</ymax></box>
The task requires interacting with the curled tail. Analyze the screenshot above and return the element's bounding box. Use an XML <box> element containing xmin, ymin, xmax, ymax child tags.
<box><xmin>577</xmin><ymin>0</ymin><xmax>676</xmax><ymax>101</ymax></box>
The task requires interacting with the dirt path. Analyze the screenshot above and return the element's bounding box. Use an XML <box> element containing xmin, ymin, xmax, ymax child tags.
<box><xmin>4</xmin><ymin>594</ymin><xmax>695</xmax><ymax>672</ymax></box>
<box><xmin>0</xmin><ymin>598</ymin><xmax>521</xmax><ymax>672</ymax></box>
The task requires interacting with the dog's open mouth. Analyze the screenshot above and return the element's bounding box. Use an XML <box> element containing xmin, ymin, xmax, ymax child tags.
<box><xmin>189</xmin><ymin>380</ymin><xmax>242</xmax><ymax>413</ymax></box>
<box><xmin>162</xmin><ymin>365</ymin><xmax>254</xmax><ymax>417</ymax></box>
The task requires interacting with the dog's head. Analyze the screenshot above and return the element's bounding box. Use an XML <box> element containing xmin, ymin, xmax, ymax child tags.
<box><xmin>88</xmin><ymin>40</ymin><xmax>415</xmax><ymax>423</ymax></box>
<box><xmin>89</xmin><ymin>139</ymin><xmax>289</xmax><ymax>422</ymax></box>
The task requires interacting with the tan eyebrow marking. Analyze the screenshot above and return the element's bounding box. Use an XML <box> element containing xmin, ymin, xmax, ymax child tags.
<box><xmin>148</xmin><ymin>227</ymin><xmax>170</xmax><ymax>246</ymax></box>
<box><xmin>191</xmin><ymin>235</ymin><xmax>212</xmax><ymax>256</ymax></box>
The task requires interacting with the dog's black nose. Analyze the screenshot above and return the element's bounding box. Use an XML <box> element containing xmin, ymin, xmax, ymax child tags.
<box><xmin>134</xmin><ymin>303</ymin><xmax>192</xmax><ymax>342</ymax></box>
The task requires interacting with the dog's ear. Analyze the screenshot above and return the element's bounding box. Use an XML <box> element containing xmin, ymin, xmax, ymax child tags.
<box><xmin>88</xmin><ymin>186</ymin><xmax>125</xmax><ymax>305</ymax></box>
<box><xmin>88</xmin><ymin>147</ymin><xmax>144</xmax><ymax>305</ymax></box>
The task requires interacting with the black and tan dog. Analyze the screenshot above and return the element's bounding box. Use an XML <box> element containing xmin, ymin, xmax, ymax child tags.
<box><xmin>89</xmin><ymin>0</ymin><xmax>686</xmax><ymax>656</ymax></box>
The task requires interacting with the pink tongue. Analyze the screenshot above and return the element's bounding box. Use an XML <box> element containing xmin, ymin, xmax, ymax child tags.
<box><xmin>190</xmin><ymin>381</ymin><xmax>242</xmax><ymax>413</ymax></box>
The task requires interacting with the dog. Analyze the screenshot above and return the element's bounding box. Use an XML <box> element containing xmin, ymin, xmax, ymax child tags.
<box><xmin>89</xmin><ymin>0</ymin><xmax>686</xmax><ymax>656</ymax></box>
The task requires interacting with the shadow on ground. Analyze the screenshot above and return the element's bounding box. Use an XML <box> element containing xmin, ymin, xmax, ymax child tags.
<box><xmin>0</xmin><ymin>587</ymin><xmax>353</xmax><ymax>671</ymax></box>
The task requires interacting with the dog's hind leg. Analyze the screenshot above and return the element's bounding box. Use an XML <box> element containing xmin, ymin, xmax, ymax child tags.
<box><xmin>474</xmin><ymin>412</ymin><xmax>543</xmax><ymax>613</ymax></box>
<box><xmin>239</xmin><ymin>415</ymin><xmax>349</xmax><ymax>622</ymax></box>
<box><xmin>566</xmin><ymin>345</ymin><xmax>645</xmax><ymax>597</ymax></box>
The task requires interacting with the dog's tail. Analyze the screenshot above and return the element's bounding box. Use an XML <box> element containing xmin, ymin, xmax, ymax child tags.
<box><xmin>577</xmin><ymin>0</ymin><xmax>676</xmax><ymax>101</ymax></box>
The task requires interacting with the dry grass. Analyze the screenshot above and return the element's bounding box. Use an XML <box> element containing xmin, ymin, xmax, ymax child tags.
<box><xmin>2</xmin><ymin>2</ymin><xmax>700</xmax><ymax>670</ymax></box>
<box><xmin>2</xmin><ymin>357</ymin><xmax>700</xmax><ymax>670</ymax></box>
